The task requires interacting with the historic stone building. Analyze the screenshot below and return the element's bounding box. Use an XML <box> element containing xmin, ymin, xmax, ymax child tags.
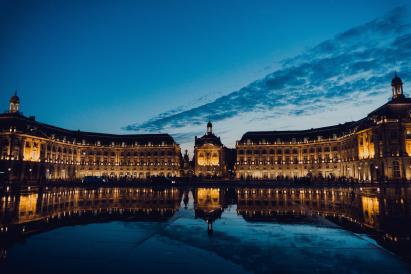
<box><xmin>194</xmin><ymin>121</ymin><xmax>230</xmax><ymax>177</ymax></box>
<box><xmin>0</xmin><ymin>94</ymin><xmax>181</xmax><ymax>182</ymax></box>
<box><xmin>1</xmin><ymin>74</ymin><xmax>411</xmax><ymax>183</ymax></box>
<box><xmin>235</xmin><ymin>74</ymin><xmax>411</xmax><ymax>181</ymax></box>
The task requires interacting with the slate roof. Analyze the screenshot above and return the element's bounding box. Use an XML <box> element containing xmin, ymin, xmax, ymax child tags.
<box><xmin>195</xmin><ymin>132</ymin><xmax>223</xmax><ymax>147</ymax></box>
<box><xmin>0</xmin><ymin>112</ymin><xmax>177</xmax><ymax>146</ymax></box>
<box><xmin>239</xmin><ymin>97</ymin><xmax>411</xmax><ymax>144</ymax></box>
<box><xmin>367</xmin><ymin>97</ymin><xmax>411</xmax><ymax>119</ymax></box>
<box><xmin>239</xmin><ymin>122</ymin><xmax>359</xmax><ymax>144</ymax></box>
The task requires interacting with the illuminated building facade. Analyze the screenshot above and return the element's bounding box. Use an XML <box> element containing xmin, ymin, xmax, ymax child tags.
<box><xmin>0</xmin><ymin>95</ymin><xmax>182</xmax><ymax>182</ymax></box>
<box><xmin>1</xmin><ymin>74</ymin><xmax>411</xmax><ymax>183</ymax></box>
<box><xmin>194</xmin><ymin>121</ymin><xmax>228</xmax><ymax>177</ymax></box>
<box><xmin>235</xmin><ymin>75</ymin><xmax>411</xmax><ymax>181</ymax></box>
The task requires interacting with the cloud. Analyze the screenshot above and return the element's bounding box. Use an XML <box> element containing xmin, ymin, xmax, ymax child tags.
<box><xmin>124</xmin><ymin>7</ymin><xmax>411</xmax><ymax>151</ymax></box>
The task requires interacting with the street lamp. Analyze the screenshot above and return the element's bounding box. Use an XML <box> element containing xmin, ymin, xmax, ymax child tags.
<box><xmin>7</xmin><ymin>168</ymin><xmax>12</xmax><ymax>184</ymax></box>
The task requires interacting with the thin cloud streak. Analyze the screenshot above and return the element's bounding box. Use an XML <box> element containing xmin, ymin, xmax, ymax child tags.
<box><xmin>125</xmin><ymin>7</ymin><xmax>411</xmax><ymax>150</ymax></box>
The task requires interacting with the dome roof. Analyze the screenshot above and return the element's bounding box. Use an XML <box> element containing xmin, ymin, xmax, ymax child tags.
<box><xmin>9</xmin><ymin>90</ymin><xmax>20</xmax><ymax>103</ymax></box>
<box><xmin>391</xmin><ymin>72</ymin><xmax>403</xmax><ymax>86</ymax></box>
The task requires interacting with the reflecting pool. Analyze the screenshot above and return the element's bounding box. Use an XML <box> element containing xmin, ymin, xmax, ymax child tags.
<box><xmin>0</xmin><ymin>186</ymin><xmax>410</xmax><ymax>273</ymax></box>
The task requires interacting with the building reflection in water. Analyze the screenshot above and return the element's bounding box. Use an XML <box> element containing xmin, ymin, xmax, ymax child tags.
<box><xmin>236</xmin><ymin>187</ymin><xmax>411</xmax><ymax>251</ymax></box>
<box><xmin>0</xmin><ymin>187</ymin><xmax>183</xmax><ymax>258</ymax></box>
<box><xmin>0</xmin><ymin>186</ymin><xmax>410</xmax><ymax>260</ymax></box>
<box><xmin>193</xmin><ymin>188</ymin><xmax>225</xmax><ymax>234</ymax></box>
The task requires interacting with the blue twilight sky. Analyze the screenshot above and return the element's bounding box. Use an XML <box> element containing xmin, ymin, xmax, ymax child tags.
<box><xmin>1</xmin><ymin>0</ymin><xmax>411</xmax><ymax>151</ymax></box>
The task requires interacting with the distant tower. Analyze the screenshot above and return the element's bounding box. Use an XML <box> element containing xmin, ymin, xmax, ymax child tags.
<box><xmin>207</xmin><ymin>120</ymin><xmax>213</xmax><ymax>135</ymax></box>
<box><xmin>9</xmin><ymin>90</ymin><xmax>20</xmax><ymax>113</ymax></box>
<box><xmin>183</xmin><ymin>150</ymin><xmax>190</xmax><ymax>167</ymax></box>
<box><xmin>391</xmin><ymin>72</ymin><xmax>404</xmax><ymax>100</ymax></box>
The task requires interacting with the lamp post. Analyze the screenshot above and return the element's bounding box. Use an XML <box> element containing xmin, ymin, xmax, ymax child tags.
<box><xmin>7</xmin><ymin>167</ymin><xmax>12</xmax><ymax>184</ymax></box>
<box><xmin>375</xmin><ymin>165</ymin><xmax>379</xmax><ymax>183</ymax></box>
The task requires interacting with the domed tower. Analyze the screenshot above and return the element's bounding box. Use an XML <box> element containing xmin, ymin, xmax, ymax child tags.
<box><xmin>194</xmin><ymin>120</ymin><xmax>226</xmax><ymax>177</ymax></box>
<box><xmin>207</xmin><ymin>120</ymin><xmax>213</xmax><ymax>135</ymax></box>
<box><xmin>391</xmin><ymin>72</ymin><xmax>404</xmax><ymax>100</ymax></box>
<box><xmin>9</xmin><ymin>90</ymin><xmax>20</xmax><ymax>113</ymax></box>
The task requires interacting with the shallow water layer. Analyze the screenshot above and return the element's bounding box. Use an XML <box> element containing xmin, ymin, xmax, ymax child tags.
<box><xmin>0</xmin><ymin>186</ymin><xmax>410</xmax><ymax>274</ymax></box>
